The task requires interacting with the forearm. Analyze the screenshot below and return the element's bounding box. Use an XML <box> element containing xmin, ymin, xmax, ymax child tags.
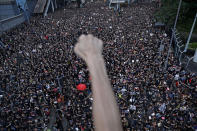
<box><xmin>87</xmin><ymin>55</ymin><xmax>123</xmax><ymax>131</ymax></box>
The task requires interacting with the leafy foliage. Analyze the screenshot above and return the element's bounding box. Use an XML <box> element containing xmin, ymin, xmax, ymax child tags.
<box><xmin>154</xmin><ymin>0</ymin><xmax>197</xmax><ymax>29</ymax></box>
<box><xmin>189</xmin><ymin>42</ymin><xmax>197</xmax><ymax>50</ymax></box>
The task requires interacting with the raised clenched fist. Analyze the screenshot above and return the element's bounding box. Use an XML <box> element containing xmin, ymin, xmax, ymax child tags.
<box><xmin>74</xmin><ymin>34</ymin><xmax>103</xmax><ymax>62</ymax></box>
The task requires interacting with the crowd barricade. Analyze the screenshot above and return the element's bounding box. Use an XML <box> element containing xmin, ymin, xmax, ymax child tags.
<box><xmin>172</xmin><ymin>28</ymin><xmax>195</xmax><ymax>69</ymax></box>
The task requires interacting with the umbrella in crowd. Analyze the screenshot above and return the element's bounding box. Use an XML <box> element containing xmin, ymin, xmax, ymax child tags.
<box><xmin>77</xmin><ymin>84</ymin><xmax>87</xmax><ymax>91</ymax></box>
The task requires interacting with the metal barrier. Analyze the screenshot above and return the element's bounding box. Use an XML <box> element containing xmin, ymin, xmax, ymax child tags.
<box><xmin>109</xmin><ymin>0</ymin><xmax>126</xmax><ymax>12</ymax></box>
<box><xmin>0</xmin><ymin>13</ymin><xmax>25</xmax><ymax>35</ymax></box>
<box><xmin>172</xmin><ymin>28</ymin><xmax>196</xmax><ymax>69</ymax></box>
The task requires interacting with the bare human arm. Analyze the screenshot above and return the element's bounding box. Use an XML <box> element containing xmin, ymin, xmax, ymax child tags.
<box><xmin>74</xmin><ymin>34</ymin><xmax>123</xmax><ymax>131</ymax></box>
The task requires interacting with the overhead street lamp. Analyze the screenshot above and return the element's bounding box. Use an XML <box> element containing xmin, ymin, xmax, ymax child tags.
<box><xmin>164</xmin><ymin>0</ymin><xmax>182</xmax><ymax>70</ymax></box>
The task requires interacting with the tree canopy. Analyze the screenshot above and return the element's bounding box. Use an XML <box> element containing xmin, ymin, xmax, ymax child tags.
<box><xmin>155</xmin><ymin>0</ymin><xmax>197</xmax><ymax>32</ymax></box>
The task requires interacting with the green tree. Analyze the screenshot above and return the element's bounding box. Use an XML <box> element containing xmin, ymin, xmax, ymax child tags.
<box><xmin>155</xmin><ymin>0</ymin><xmax>197</xmax><ymax>32</ymax></box>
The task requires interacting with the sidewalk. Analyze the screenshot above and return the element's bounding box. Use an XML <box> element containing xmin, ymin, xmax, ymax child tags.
<box><xmin>181</xmin><ymin>56</ymin><xmax>197</xmax><ymax>73</ymax></box>
<box><xmin>186</xmin><ymin>60</ymin><xmax>197</xmax><ymax>73</ymax></box>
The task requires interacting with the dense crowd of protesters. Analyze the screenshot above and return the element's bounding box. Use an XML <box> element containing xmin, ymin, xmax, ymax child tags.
<box><xmin>0</xmin><ymin>0</ymin><xmax>196</xmax><ymax>130</ymax></box>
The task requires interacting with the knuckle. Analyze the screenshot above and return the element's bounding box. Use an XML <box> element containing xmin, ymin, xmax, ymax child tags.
<box><xmin>79</xmin><ymin>34</ymin><xmax>86</xmax><ymax>41</ymax></box>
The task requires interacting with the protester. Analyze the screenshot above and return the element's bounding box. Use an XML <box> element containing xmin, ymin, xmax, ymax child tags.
<box><xmin>0</xmin><ymin>0</ymin><xmax>196</xmax><ymax>130</ymax></box>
